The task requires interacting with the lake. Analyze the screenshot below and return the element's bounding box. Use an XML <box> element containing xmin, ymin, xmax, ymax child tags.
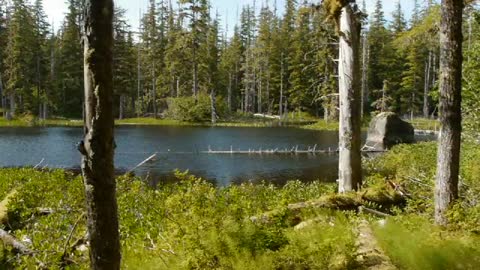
<box><xmin>0</xmin><ymin>126</ymin><xmax>351</xmax><ymax>185</ymax></box>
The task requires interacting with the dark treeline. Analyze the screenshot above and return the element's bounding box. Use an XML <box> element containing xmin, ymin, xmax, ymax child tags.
<box><xmin>0</xmin><ymin>0</ymin><xmax>479</xmax><ymax>122</ymax></box>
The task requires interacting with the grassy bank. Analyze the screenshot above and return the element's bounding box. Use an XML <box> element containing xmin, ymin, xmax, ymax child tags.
<box><xmin>0</xmin><ymin>142</ymin><xmax>479</xmax><ymax>268</ymax></box>
<box><xmin>0</xmin><ymin>115</ymin><xmax>438</xmax><ymax>132</ymax></box>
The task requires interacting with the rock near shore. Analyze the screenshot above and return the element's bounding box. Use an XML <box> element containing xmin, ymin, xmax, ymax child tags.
<box><xmin>363</xmin><ymin>112</ymin><xmax>415</xmax><ymax>151</ymax></box>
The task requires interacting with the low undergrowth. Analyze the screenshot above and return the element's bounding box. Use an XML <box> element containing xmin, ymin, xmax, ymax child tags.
<box><xmin>0</xmin><ymin>169</ymin><xmax>357</xmax><ymax>269</ymax></box>
<box><xmin>365</xmin><ymin>141</ymin><xmax>480</xmax><ymax>269</ymax></box>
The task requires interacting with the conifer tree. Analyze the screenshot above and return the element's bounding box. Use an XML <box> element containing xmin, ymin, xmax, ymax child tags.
<box><xmin>4</xmin><ymin>0</ymin><xmax>37</xmax><ymax>115</ymax></box>
<box><xmin>32</xmin><ymin>0</ymin><xmax>50</xmax><ymax>118</ymax></box>
<box><xmin>289</xmin><ymin>2</ymin><xmax>315</xmax><ymax>112</ymax></box>
<box><xmin>179</xmin><ymin>0</ymin><xmax>210</xmax><ymax>100</ymax></box>
<box><xmin>57</xmin><ymin>0</ymin><xmax>83</xmax><ymax>118</ymax></box>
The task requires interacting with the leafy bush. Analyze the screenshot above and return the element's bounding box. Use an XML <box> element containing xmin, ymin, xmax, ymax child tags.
<box><xmin>166</xmin><ymin>94</ymin><xmax>228</xmax><ymax>122</ymax></box>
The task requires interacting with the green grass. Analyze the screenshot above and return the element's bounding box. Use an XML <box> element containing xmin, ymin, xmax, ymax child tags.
<box><xmin>301</xmin><ymin>120</ymin><xmax>339</xmax><ymax>131</ymax></box>
<box><xmin>373</xmin><ymin>216</ymin><xmax>480</xmax><ymax>270</ymax></box>
<box><xmin>408</xmin><ymin>117</ymin><xmax>439</xmax><ymax>131</ymax></box>
<box><xmin>0</xmin><ymin>169</ymin><xmax>357</xmax><ymax>269</ymax></box>
<box><xmin>1</xmin><ymin>116</ymin><xmax>336</xmax><ymax>130</ymax></box>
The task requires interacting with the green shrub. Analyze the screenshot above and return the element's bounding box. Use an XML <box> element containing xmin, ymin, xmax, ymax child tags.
<box><xmin>374</xmin><ymin>216</ymin><xmax>480</xmax><ymax>270</ymax></box>
<box><xmin>166</xmin><ymin>94</ymin><xmax>228</xmax><ymax>122</ymax></box>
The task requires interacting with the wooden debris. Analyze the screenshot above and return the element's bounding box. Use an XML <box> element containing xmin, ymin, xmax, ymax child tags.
<box><xmin>127</xmin><ymin>153</ymin><xmax>157</xmax><ymax>173</ymax></box>
<box><xmin>356</xmin><ymin>220</ymin><xmax>397</xmax><ymax>270</ymax></box>
<box><xmin>0</xmin><ymin>229</ymin><xmax>32</xmax><ymax>255</ymax></box>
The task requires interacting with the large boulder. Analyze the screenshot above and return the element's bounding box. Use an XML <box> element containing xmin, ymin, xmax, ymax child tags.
<box><xmin>363</xmin><ymin>112</ymin><xmax>415</xmax><ymax>151</ymax></box>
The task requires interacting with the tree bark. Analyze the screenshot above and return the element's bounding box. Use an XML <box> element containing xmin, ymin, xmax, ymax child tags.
<box><xmin>279</xmin><ymin>52</ymin><xmax>284</xmax><ymax>117</ymax></box>
<box><xmin>81</xmin><ymin>0</ymin><xmax>121</xmax><ymax>268</ymax></box>
<box><xmin>228</xmin><ymin>72</ymin><xmax>232</xmax><ymax>112</ymax></box>
<box><xmin>211</xmin><ymin>88</ymin><xmax>217</xmax><ymax>124</ymax></box>
<box><xmin>338</xmin><ymin>4</ymin><xmax>362</xmax><ymax>193</ymax></box>
<box><xmin>423</xmin><ymin>51</ymin><xmax>432</xmax><ymax>118</ymax></box>
<box><xmin>119</xmin><ymin>94</ymin><xmax>124</xmax><ymax>120</ymax></box>
<box><xmin>0</xmin><ymin>72</ymin><xmax>4</xmax><ymax>118</ymax></box>
<box><xmin>152</xmin><ymin>62</ymin><xmax>157</xmax><ymax>118</ymax></box>
<box><xmin>9</xmin><ymin>93</ymin><xmax>15</xmax><ymax>118</ymax></box>
<box><xmin>361</xmin><ymin>30</ymin><xmax>368</xmax><ymax>116</ymax></box>
<box><xmin>435</xmin><ymin>0</ymin><xmax>463</xmax><ymax>226</ymax></box>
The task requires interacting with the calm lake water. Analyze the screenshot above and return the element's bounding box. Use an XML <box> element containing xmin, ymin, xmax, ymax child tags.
<box><xmin>0</xmin><ymin>126</ymin><xmax>350</xmax><ymax>185</ymax></box>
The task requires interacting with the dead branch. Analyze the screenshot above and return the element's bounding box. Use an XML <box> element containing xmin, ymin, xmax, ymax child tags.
<box><xmin>0</xmin><ymin>229</ymin><xmax>33</xmax><ymax>255</ymax></box>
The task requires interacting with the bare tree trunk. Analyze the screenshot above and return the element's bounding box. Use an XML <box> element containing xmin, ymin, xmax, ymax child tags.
<box><xmin>193</xmin><ymin>50</ymin><xmax>198</xmax><ymax>100</ymax></box>
<box><xmin>381</xmin><ymin>80</ymin><xmax>387</xmax><ymax>112</ymax></box>
<box><xmin>338</xmin><ymin>4</ymin><xmax>362</xmax><ymax>193</ymax></box>
<box><xmin>152</xmin><ymin>62</ymin><xmax>157</xmax><ymax>119</ymax></box>
<box><xmin>423</xmin><ymin>51</ymin><xmax>432</xmax><ymax>118</ymax></box>
<box><xmin>43</xmin><ymin>101</ymin><xmax>48</xmax><ymax>120</ymax></box>
<box><xmin>119</xmin><ymin>94</ymin><xmax>124</xmax><ymax>120</ymax></box>
<box><xmin>228</xmin><ymin>72</ymin><xmax>232</xmax><ymax>112</ymax></box>
<box><xmin>266</xmin><ymin>71</ymin><xmax>271</xmax><ymax>114</ymax></box>
<box><xmin>137</xmin><ymin>35</ymin><xmax>142</xmax><ymax>117</ymax></box>
<box><xmin>9</xmin><ymin>93</ymin><xmax>15</xmax><ymax>118</ymax></box>
<box><xmin>36</xmin><ymin>55</ymin><xmax>42</xmax><ymax>119</ymax></box>
<box><xmin>361</xmin><ymin>30</ymin><xmax>368</xmax><ymax>116</ymax></box>
<box><xmin>279</xmin><ymin>52</ymin><xmax>284</xmax><ymax>117</ymax></box>
<box><xmin>258</xmin><ymin>71</ymin><xmax>262</xmax><ymax>114</ymax></box>
<box><xmin>0</xmin><ymin>72</ymin><xmax>4</xmax><ymax>118</ymax></box>
<box><xmin>210</xmin><ymin>88</ymin><xmax>217</xmax><ymax>124</ymax></box>
<box><xmin>435</xmin><ymin>0</ymin><xmax>463</xmax><ymax>226</ymax></box>
<box><xmin>80</xmin><ymin>0</ymin><xmax>121</xmax><ymax>268</ymax></box>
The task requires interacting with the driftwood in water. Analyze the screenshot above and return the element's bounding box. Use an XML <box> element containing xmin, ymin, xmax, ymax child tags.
<box><xmin>127</xmin><ymin>153</ymin><xmax>157</xmax><ymax>173</ymax></box>
<box><xmin>204</xmin><ymin>146</ymin><xmax>385</xmax><ymax>155</ymax></box>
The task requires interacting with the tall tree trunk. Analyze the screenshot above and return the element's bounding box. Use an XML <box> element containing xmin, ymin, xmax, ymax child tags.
<box><xmin>0</xmin><ymin>72</ymin><xmax>4</xmax><ymax>118</ymax></box>
<box><xmin>279</xmin><ymin>52</ymin><xmax>284</xmax><ymax>117</ymax></box>
<box><xmin>258</xmin><ymin>71</ymin><xmax>262</xmax><ymax>114</ymax></box>
<box><xmin>80</xmin><ymin>0</ymin><xmax>121</xmax><ymax>268</ymax></box>
<box><xmin>137</xmin><ymin>36</ymin><xmax>142</xmax><ymax>117</ymax></box>
<box><xmin>361</xmin><ymin>30</ymin><xmax>368</xmax><ymax>116</ymax></box>
<box><xmin>152</xmin><ymin>63</ymin><xmax>157</xmax><ymax>119</ymax></box>
<box><xmin>228</xmin><ymin>72</ymin><xmax>232</xmax><ymax>112</ymax></box>
<box><xmin>193</xmin><ymin>50</ymin><xmax>198</xmax><ymax>100</ymax></box>
<box><xmin>9</xmin><ymin>93</ymin><xmax>15</xmax><ymax>118</ymax></box>
<box><xmin>119</xmin><ymin>94</ymin><xmax>124</xmax><ymax>120</ymax></box>
<box><xmin>176</xmin><ymin>78</ymin><xmax>180</xmax><ymax>98</ymax></box>
<box><xmin>338</xmin><ymin>3</ymin><xmax>362</xmax><ymax>193</ymax></box>
<box><xmin>423</xmin><ymin>51</ymin><xmax>432</xmax><ymax>118</ymax></box>
<box><xmin>266</xmin><ymin>71</ymin><xmax>271</xmax><ymax>114</ymax></box>
<box><xmin>210</xmin><ymin>88</ymin><xmax>217</xmax><ymax>124</ymax></box>
<box><xmin>435</xmin><ymin>0</ymin><xmax>463</xmax><ymax>226</ymax></box>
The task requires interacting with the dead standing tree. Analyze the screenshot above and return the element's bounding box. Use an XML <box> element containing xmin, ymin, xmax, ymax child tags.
<box><xmin>324</xmin><ymin>0</ymin><xmax>363</xmax><ymax>192</ymax></box>
<box><xmin>79</xmin><ymin>0</ymin><xmax>121</xmax><ymax>268</ymax></box>
<box><xmin>435</xmin><ymin>0</ymin><xmax>463</xmax><ymax>226</ymax></box>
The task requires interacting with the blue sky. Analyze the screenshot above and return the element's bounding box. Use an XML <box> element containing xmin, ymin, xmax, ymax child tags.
<box><xmin>44</xmin><ymin>0</ymin><xmax>417</xmax><ymax>33</ymax></box>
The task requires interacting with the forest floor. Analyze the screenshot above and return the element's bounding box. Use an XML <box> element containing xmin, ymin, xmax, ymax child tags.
<box><xmin>0</xmin><ymin>141</ymin><xmax>478</xmax><ymax>269</ymax></box>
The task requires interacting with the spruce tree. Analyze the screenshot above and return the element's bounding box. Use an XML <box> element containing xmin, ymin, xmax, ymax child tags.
<box><xmin>4</xmin><ymin>0</ymin><xmax>37</xmax><ymax>115</ymax></box>
<box><xmin>57</xmin><ymin>0</ymin><xmax>83</xmax><ymax>118</ymax></box>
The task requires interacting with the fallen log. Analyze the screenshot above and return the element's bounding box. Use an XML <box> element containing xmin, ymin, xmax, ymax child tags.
<box><xmin>0</xmin><ymin>229</ymin><xmax>32</xmax><ymax>255</ymax></box>
<box><xmin>0</xmin><ymin>189</ymin><xmax>35</xmax><ymax>255</ymax></box>
<box><xmin>251</xmin><ymin>186</ymin><xmax>407</xmax><ymax>225</ymax></box>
